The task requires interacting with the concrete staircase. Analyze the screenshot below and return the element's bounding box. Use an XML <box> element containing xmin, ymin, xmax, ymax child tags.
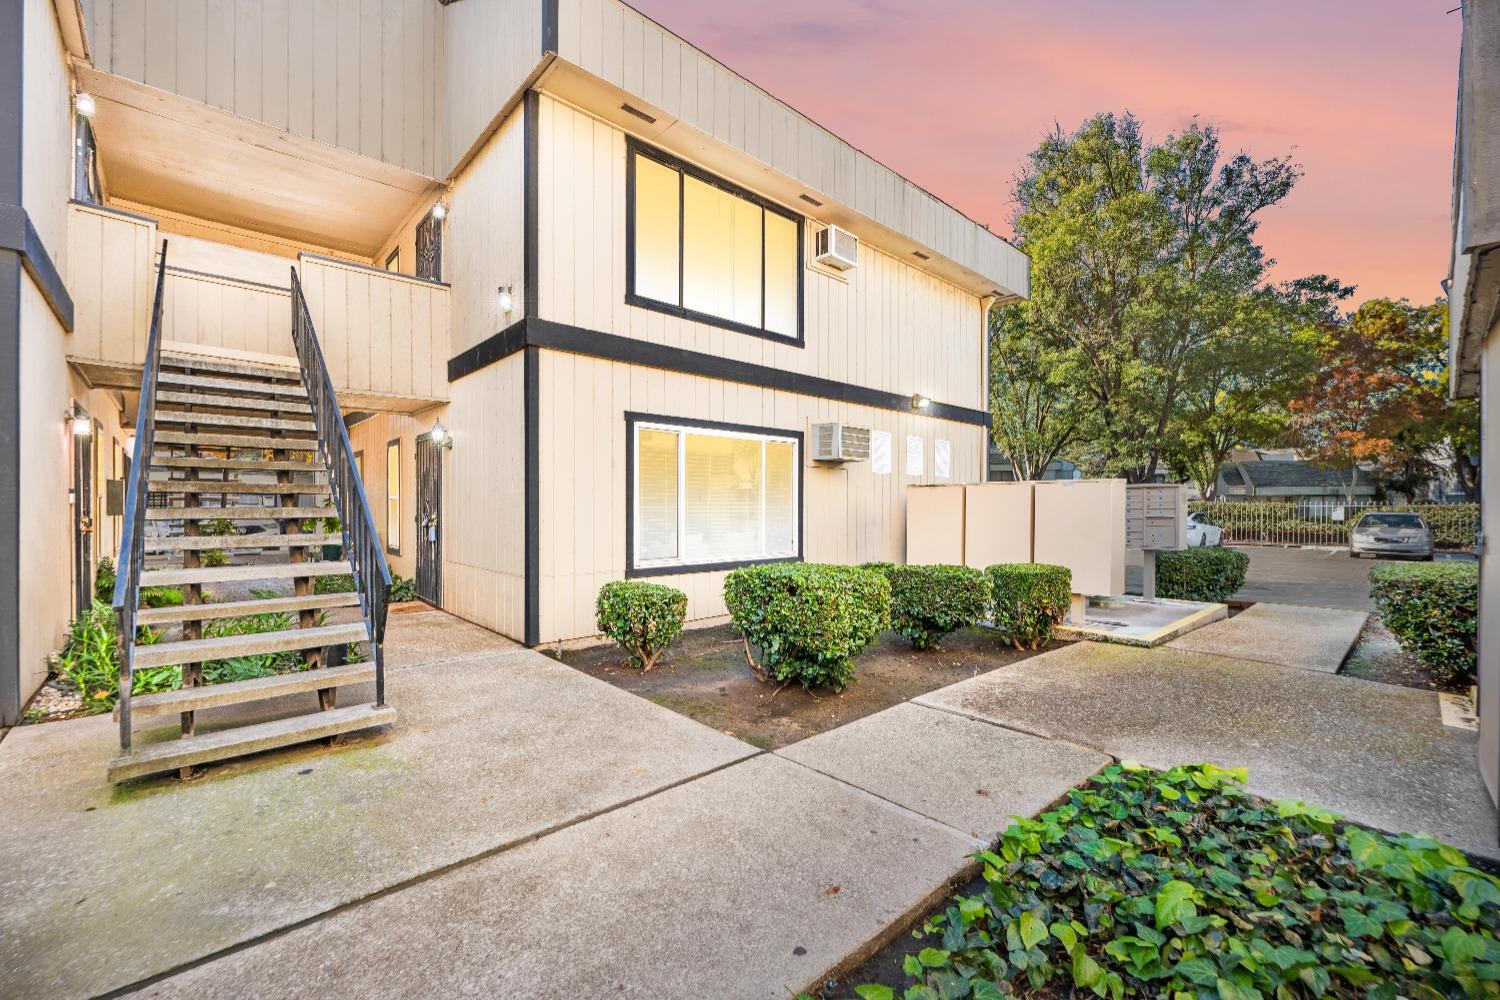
<box><xmin>108</xmin><ymin>351</ymin><xmax>394</xmax><ymax>782</ymax></box>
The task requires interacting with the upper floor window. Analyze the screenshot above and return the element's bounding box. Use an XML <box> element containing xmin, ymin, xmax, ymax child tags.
<box><xmin>627</xmin><ymin>141</ymin><xmax>803</xmax><ymax>346</ymax></box>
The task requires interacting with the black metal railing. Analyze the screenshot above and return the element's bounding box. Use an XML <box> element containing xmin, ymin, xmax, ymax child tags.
<box><xmin>289</xmin><ymin>268</ymin><xmax>392</xmax><ymax>705</ymax></box>
<box><xmin>113</xmin><ymin>240</ymin><xmax>169</xmax><ymax>753</ymax></box>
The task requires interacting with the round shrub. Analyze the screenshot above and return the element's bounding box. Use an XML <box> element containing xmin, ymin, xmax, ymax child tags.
<box><xmin>987</xmin><ymin>563</ymin><xmax>1071</xmax><ymax>650</ymax></box>
<box><xmin>1369</xmin><ymin>561</ymin><xmax>1477</xmax><ymax>683</ymax></box>
<box><xmin>722</xmin><ymin>563</ymin><xmax>890</xmax><ymax>691</ymax></box>
<box><xmin>1155</xmin><ymin>546</ymin><xmax>1249</xmax><ymax>602</ymax></box>
<box><xmin>887</xmin><ymin>564</ymin><xmax>990</xmax><ymax>649</ymax></box>
<box><xmin>595</xmin><ymin>580</ymin><xmax>687</xmax><ymax>671</ymax></box>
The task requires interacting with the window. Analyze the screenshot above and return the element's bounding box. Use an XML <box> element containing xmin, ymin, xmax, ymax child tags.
<box><xmin>416</xmin><ymin>212</ymin><xmax>442</xmax><ymax>282</ymax></box>
<box><xmin>386</xmin><ymin>440</ymin><xmax>401</xmax><ymax>554</ymax></box>
<box><xmin>384</xmin><ymin>248</ymin><xmax>400</xmax><ymax>273</ymax></box>
<box><xmin>73</xmin><ymin>116</ymin><xmax>100</xmax><ymax>204</ymax></box>
<box><xmin>628</xmin><ymin>415</ymin><xmax>800</xmax><ymax>575</ymax></box>
<box><xmin>627</xmin><ymin>141</ymin><xmax>803</xmax><ymax>344</ymax></box>
<box><xmin>354</xmin><ymin>450</ymin><xmax>364</xmax><ymax>483</ymax></box>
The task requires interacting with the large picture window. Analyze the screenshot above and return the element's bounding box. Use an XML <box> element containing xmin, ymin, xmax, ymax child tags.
<box><xmin>627</xmin><ymin>141</ymin><xmax>804</xmax><ymax>345</ymax></box>
<box><xmin>628</xmin><ymin>415</ymin><xmax>801</xmax><ymax>575</ymax></box>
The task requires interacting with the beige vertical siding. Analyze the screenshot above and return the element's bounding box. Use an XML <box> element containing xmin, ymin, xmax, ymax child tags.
<box><xmin>345</xmin><ymin>410</ymin><xmax>426</xmax><ymax>581</ymax></box>
<box><xmin>23</xmin><ymin>0</ymin><xmax>72</xmax><ymax>266</ymax></box>
<box><xmin>66</xmin><ymin>204</ymin><xmax>157</xmax><ymax>367</ymax></box>
<box><xmin>162</xmin><ymin>270</ymin><xmax>294</xmax><ymax>358</ymax></box>
<box><xmin>535</xmin><ymin>352</ymin><xmax>985</xmax><ymax>643</ymax></box>
<box><xmin>536</xmin><ymin>96</ymin><xmax>986</xmax><ymax>411</ymax></box>
<box><xmin>90</xmin><ymin>0</ymin><xmax>443</xmax><ymax>176</ymax></box>
<box><xmin>440</xmin><ymin>0</ymin><xmax>541</xmax><ymax>174</ymax></box>
<box><xmin>554</xmin><ymin>0</ymin><xmax>1028</xmax><ymax>298</ymax></box>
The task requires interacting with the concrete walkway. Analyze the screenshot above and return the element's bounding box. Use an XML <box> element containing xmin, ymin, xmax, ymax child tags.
<box><xmin>1168</xmin><ymin>602</ymin><xmax>1367</xmax><ymax>673</ymax></box>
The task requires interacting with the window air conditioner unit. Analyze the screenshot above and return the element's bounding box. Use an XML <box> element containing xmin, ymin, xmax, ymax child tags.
<box><xmin>811</xmin><ymin>422</ymin><xmax>871</xmax><ymax>463</ymax></box>
<box><xmin>814</xmin><ymin>225</ymin><xmax>859</xmax><ymax>270</ymax></box>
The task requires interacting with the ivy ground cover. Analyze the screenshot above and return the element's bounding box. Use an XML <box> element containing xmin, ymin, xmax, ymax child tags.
<box><xmin>845</xmin><ymin>763</ymin><xmax>1500</xmax><ymax>1000</ymax></box>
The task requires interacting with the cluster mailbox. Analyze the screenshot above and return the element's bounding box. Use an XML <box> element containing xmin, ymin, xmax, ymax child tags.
<box><xmin>1126</xmin><ymin>484</ymin><xmax>1188</xmax><ymax>598</ymax></box>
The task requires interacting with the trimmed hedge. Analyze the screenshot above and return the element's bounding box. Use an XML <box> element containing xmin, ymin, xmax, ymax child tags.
<box><xmin>595</xmin><ymin>580</ymin><xmax>687</xmax><ymax>671</ymax></box>
<box><xmin>987</xmin><ymin>563</ymin><xmax>1071</xmax><ymax>650</ymax></box>
<box><xmin>886</xmin><ymin>564</ymin><xmax>991</xmax><ymax>649</ymax></box>
<box><xmin>1370</xmin><ymin>561</ymin><xmax>1478</xmax><ymax>683</ymax></box>
<box><xmin>1155</xmin><ymin>546</ymin><xmax>1249</xmax><ymax>602</ymax></box>
<box><xmin>1189</xmin><ymin>499</ymin><xmax>1478</xmax><ymax>550</ymax></box>
<box><xmin>723</xmin><ymin>563</ymin><xmax>890</xmax><ymax>690</ymax></box>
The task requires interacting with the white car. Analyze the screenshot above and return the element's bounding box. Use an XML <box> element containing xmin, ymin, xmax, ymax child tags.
<box><xmin>1186</xmin><ymin>512</ymin><xmax>1223</xmax><ymax>547</ymax></box>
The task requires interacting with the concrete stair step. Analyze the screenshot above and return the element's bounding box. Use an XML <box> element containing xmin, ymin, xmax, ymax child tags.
<box><xmin>107</xmin><ymin>702</ymin><xmax>396</xmax><ymax>783</ymax></box>
<box><xmin>155</xmin><ymin>430</ymin><xmax>318</xmax><ymax>451</ymax></box>
<box><xmin>150</xmin><ymin>456</ymin><xmax>325</xmax><ymax>473</ymax></box>
<box><xmin>156</xmin><ymin>390</ymin><xmax>315</xmax><ymax>415</ymax></box>
<box><xmin>136</xmin><ymin>591</ymin><xmax>361</xmax><ymax>625</ymax></box>
<box><xmin>133</xmin><ymin>620</ymin><xmax>368</xmax><ymax>669</ymax></box>
<box><xmin>140</xmin><ymin>560</ymin><xmax>352</xmax><ymax>588</ymax></box>
<box><xmin>119</xmin><ymin>663</ymin><xmax>376</xmax><ymax>720</ymax></box>
<box><xmin>145</xmin><ymin>480</ymin><xmax>329</xmax><ymax>496</ymax></box>
<box><xmin>158</xmin><ymin>371</ymin><xmax>308</xmax><ymax>399</ymax></box>
<box><xmin>155</xmin><ymin>410</ymin><xmax>315</xmax><ymax>432</ymax></box>
<box><xmin>144</xmin><ymin>532</ymin><xmax>341</xmax><ymax>552</ymax></box>
<box><xmin>145</xmin><ymin>506</ymin><xmax>315</xmax><ymax>521</ymax></box>
<box><xmin>161</xmin><ymin>354</ymin><xmax>303</xmax><ymax>382</ymax></box>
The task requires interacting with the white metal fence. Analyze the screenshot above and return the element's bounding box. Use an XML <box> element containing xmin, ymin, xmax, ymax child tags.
<box><xmin>1187</xmin><ymin>499</ymin><xmax>1479</xmax><ymax>550</ymax></box>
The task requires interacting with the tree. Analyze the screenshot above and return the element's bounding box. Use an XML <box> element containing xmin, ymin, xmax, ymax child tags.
<box><xmin>1289</xmin><ymin>298</ymin><xmax>1475</xmax><ymax>501</ymax></box>
<box><xmin>993</xmin><ymin>113</ymin><xmax>1306</xmax><ymax>482</ymax></box>
<box><xmin>987</xmin><ymin>305</ymin><xmax>1081</xmax><ymax>480</ymax></box>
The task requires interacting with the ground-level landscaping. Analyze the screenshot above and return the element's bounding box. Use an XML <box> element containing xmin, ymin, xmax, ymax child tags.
<box><xmin>548</xmin><ymin>623</ymin><xmax>1064</xmax><ymax>749</ymax></box>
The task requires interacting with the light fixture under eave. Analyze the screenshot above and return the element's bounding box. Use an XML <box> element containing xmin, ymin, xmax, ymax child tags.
<box><xmin>430</xmin><ymin>419</ymin><xmax>453</xmax><ymax>450</ymax></box>
<box><xmin>74</xmin><ymin>92</ymin><xmax>96</xmax><ymax>118</ymax></box>
<box><xmin>431</xmin><ymin>201</ymin><xmax>448</xmax><ymax>220</ymax></box>
<box><xmin>71</xmin><ymin>414</ymin><xmax>92</xmax><ymax>437</ymax></box>
<box><xmin>498</xmin><ymin>285</ymin><xmax>514</xmax><ymax>315</ymax></box>
<box><xmin>910</xmin><ymin>394</ymin><xmax>931</xmax><ymax>411</ymax></box>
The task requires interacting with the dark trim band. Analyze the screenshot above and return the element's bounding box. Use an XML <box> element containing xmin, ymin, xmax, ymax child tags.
<box><xmin>0</xmin><ymin>203</ymin><xmax>74</xmax><ymax>332</ymax></box>
<box><xmin>623</xmin><ymin>411</ymin><xmax>804</xmax><ymax>579</ymax></box>
<box><xmin>447</xmin><ymin>316</ymin><xmax>991</xmax><ymax>427</ymax></box>
<box><xmin>522</xmin><ymin>91</ymin><xmax>541</xmax><ymax>647</ymax></box>
<box><xmin>0</xmin><ymin>0</ymin><xmax>21</xmax><ymax>726</ymax></box>
<box><xmin>541</xmin><ymin>0</ymin><xmax>559</xmax><ymax>54</ymax></box>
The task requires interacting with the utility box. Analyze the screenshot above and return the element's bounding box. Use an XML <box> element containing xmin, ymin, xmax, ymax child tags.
<box><xmin>963</xmin><ymin>483</ymin><xmax>1033</xmax><ymax>568</ymax></box>
<box><xmin>905</xmin><ymin>484</ymin><xmax>965</xmax><ymax>564</ymax></box>
<box><xmin>1127</xmin><ymin>483</ymin><xmax>1188</xmax><ymax>599</ymax></box>
<box><xmin>1032</xmin><ymin>479</ymin><xmax>1127</xmax><ymax>597</ymax></box>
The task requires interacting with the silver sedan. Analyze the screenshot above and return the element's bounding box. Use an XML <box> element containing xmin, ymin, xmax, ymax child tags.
<box><xmin>1349</xmin><ymin>512</ymin><xmax>1434</xmax><ymax>560</ymax></box>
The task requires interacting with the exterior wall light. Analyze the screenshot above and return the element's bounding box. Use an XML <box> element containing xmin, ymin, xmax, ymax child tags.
<box><xmin>74</xmin><ymin>93</ymin><xmax>96</xmax><ymax>118</ymax></box>
<box><xmin>498</xmin><ymin>285</ymin><xmax>514</xmax><ymax>315</ymax></box>
<box><xmin>430</xmin><ymin>419</ymin><xmax>453</xmax><ymax>450</ymax></box>
<box><xmin>71</xmin><ymin>413</ymin><xmax>92</xmax><ymax>437</ymax></box>
<box><xmin>910</xmin><ymin>394</ymin><xmax>931</xmax><ymax>411</ymax></box>
<box><xmin>431</xmin><ymin>201</ymin><xmax>447</xmax><ymax>220</ymax></box>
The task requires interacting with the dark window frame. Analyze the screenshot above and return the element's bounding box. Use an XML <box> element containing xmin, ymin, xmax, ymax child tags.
<box><xmin>624</xmin><ymin>411</ymin><xmax>804</xmax><ymax>579</ymax></box>
<box><xmin>625</xmin><ymin>139</ymin><xmax>806</xmax><ymax>348</ymax></box>
<box><xmin>385</xmin><ymin>438</ymin><xmax>402</xmax><ymax>556</ymax></box>
<box><xmin>416</xmin><ymin>212</ymin><xmax>442</xmax><ymax>282</ymax></box>
<box><xmin>384</xmin><ymin>247</ymin><xmax>400</xmax><ymax>273</ymax></box>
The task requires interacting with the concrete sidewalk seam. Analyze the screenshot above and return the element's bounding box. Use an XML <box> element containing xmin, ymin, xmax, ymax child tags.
<box><xmin>95</xmin><ymin>748</ymin><xmax>769</xmax><ymax>999</ymax></box>
<box><xmin>907</xmin><ymin>698</ymin><xmax>1122</xmax><ymax>763</ymax></box>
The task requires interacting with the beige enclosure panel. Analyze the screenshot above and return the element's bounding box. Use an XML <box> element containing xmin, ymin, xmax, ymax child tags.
<box><xmin>66</xmin><ymin>203</ymin><xmax>157</xmax><ymax>369</ymax></box>
<box><xmin>1032</xmin><ymin>479</ymin><xmax>1127</xmax><ymax>597</ymax></box>
<box><xmin>534</xmin><ymin>351</ymin><xmax>983</xmax><ymax>643</ymax></box>
<box><xmin>553</xmin><ymin>0</ymin><xmax>1028</xmax><ymax>297</ymax></box>
<box><xmin>963</xmin><ymin>482</ymin><xmax>1034</xmax><ymax>568</ymax></box>
<box><xmin>89</xmin><ymin>0</ymin><xmax>443</xmax><ymax>177</ymax></box>
<box><xmin>163</xmin><ymin>267</ymin><xmax>293</xmax><ymax>359</ymax></box>
<box><xmin>905</xmin><ymin>485</ymin><xmax>966</xmax><ymax>565</ymax></box>
<box><xmin>535</xmin><ymin>96</ymin><xmax>986</xmax><ymax>411</ymax></box>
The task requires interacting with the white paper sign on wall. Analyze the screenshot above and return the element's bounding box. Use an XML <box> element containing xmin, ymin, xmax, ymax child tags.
<box><xmin>935</xmin><ymin>439</ymin><xmax>951</xmax><ymax>479</ymax></box>
<box><xmin>870</xmin><ymin>430</ymin><xmax>891</xmax><ymax>474</ymax></box>
<box><xmin>906</xmin><ymin>435</ymin><xmax>924</xmax><ymax>476</ymax></box>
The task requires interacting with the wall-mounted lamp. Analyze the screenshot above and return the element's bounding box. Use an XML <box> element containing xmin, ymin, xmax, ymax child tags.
<box><xmin>910</xmin><ymin>393</ymin><xmax>931</xmax><ymax>411</ymax></box>
<box><xmin>498</xmin><ymin>285</ymin><xmax>514</xmax><ymax>315</ymax></box>
<box><xmin>74</xmin><ymin>92</ymin><xmax>96</xmax><ymax>118</ymax></box>
<box><xmin>431</xmin><ymin>201</ymin><xmax>448</xmax><ymax>221</ymax></box>
<box><xmin>70</xmin><ymin>413</ymin><xmax>92</xmax><ymax>437</ymax></box>
<box><xmin>430</xmin><ymin>419</ymin><xmax>454</xmax><ymax>450</ymax></box>
<box><xmin>122</xmin><ymin>432</ymin><xmax>136</xmax><ymax>455</ymax></box>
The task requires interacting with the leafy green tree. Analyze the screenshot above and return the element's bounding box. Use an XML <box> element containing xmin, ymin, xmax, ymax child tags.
<box><xmin>987</xmin><ymin>306</ymin><xmax>1081</xmax><ymax>480</ymax></box>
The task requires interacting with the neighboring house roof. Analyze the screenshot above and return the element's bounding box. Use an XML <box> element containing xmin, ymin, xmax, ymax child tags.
<box><xmin>1217</xmin><ymin>461</ymin><xmax>1378</xmax><ymax>497</ymax></box>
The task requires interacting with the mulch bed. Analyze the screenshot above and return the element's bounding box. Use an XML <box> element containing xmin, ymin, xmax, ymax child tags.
<box><xmin>1340</xmin><ymin>615</ymin><xmax>1467</xmax><ymax>692</ymax></box>
<box><xmin>547</xmin><ymin>623</ymin><xmax>1062</xmax><ymax>749</ymax></box>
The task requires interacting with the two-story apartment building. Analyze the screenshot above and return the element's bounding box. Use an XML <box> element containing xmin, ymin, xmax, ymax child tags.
<box><xmin>2</xmin><ymin>0</ymin><xmax>1028</xmax><ymax>730</ymax></box>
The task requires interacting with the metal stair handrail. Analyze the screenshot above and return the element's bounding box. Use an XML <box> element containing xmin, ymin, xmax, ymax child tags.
<box><xmin>288</xmin><ymin>267</ymin><xmax>392</xmax><ymax>706</ymax></box>
<box><xmin>113</xmin><ymin>239</ymin><xmax>169</xmax><ymax>752</ymax></box>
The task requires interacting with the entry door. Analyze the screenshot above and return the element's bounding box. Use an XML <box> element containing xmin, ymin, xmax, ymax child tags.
<box><xmin>72</xmin><ymin>407</ymin><xmax>95</xmax><ymax>615</ymax></box>
<box><xmin>415</xmin><ymin>433</ymin><xmax>443</xmax><ymax>606</ymax></box>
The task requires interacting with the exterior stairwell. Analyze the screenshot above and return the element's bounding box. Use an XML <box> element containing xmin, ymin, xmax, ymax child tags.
<box><xmin>108</xmin><ymin>242</ymin><xmax>394</xmax><ymax>782</ymax></box>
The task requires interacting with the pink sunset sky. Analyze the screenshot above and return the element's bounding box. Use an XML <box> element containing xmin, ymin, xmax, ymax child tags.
<box><xmin>629</xmin><ymin>0</ymin><xmax>1461</xmax><ymax>304</ymax></box>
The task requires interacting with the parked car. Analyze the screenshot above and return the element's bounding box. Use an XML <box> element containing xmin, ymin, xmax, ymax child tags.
<box><xmin>1349</xmin><ymin>512</ymin><xmax>1434</xmax><ymax>560</ymax></box>
<box><xmin>1186</xmin><ymin>512</ymin><xmax>1223</xmax><ymax>548</ymax></box>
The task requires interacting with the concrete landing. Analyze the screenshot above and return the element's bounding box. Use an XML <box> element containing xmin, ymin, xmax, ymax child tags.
<box><xmin>123</xmin><ymin>756</ymin><xmax>982</xmax><ymax>1000</ymax></box>
<box><xmin>916</xmin><ymin>642</ymin><xmax>1499</xmax><ymax>857</ymax></box>
<box><xmin>1057</xmin><ymin>595</ymin><xmax>1227</xmax><ymax>647</ymax></box>
<box><xmin>1167</xmin><ymin>601</ymin><xmax>1367</xmax><ymax>673</ymax></box>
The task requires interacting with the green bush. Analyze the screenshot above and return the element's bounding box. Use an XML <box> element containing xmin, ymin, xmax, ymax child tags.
<box><xmin>869</xmin><ymin>762</ymin><xmax>1500</xmax><ymax>1000</ymax></box>
<box><xmin>198</xmin><ymin>517</ymin><xmax>238</xmax><ymax>568</ymax></box>
<box><xmin>1370</xmin><ymin>561</ymin><xmax>1478</xmax><ymax>683</ymax></box>
<box><xmin>140</xmin><ymin>586</ymin><xmax>184</xmax><ymax>609</ymax></box>
<box><xmin>53</xmin><ymin>601</ymin><xmax>174</xmax><ymax>712</ymax></box>
<box><xmin>1155</xmin><ymin>546</ymin><xmax>1248</xmax><ymax>602</ymax></box>
<box><xmin>986</xmin><ymin>563</ymin><xmax>1071</xmax><ymax>650</ymax></box>
<box><xmin>594</xmin><ymin>580</ymin><xmax>688</xmax><ymax>671</ymax></box>
<box><xmin>390</xmin><ymin>575</ymin><xmax>419</xmax><ymax>602</ymax></box>
<box><xmin>887</xmin><ymin>564</ymin><xmax>990</xmax><ymax>649</ymax></box>
<box><xmin>723</xmin><ymin>563</ymin><xmax>890</xmax><ymax>691</ymax></box>
<box><xmin>859</xmin><ymin>561</ymin><xmax>897</xmax><ymax>577</ymax></box>
<box><xmin>200</xmin><ymin>588</ymin><xmax>321</xmax><ymax>683</ymax></box>
<box><xmin>315</xmin><ymin>573</ymin><xmax>356</xmax><ymax>595</ymax></box>
<box><xmin>94</xmin><ymin>557</ymin><xmax>117</xmax><ymax>603</ymax></box>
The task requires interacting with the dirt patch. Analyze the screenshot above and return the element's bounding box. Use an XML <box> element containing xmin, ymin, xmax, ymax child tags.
<box><xmin>1340</xmin><ymin>616</ymin><xmax>1465</xmax><ymax>692</ymax></box>
<box><xmin>547</xmin><ymin>623</ymin><xmax>1061</xmax><ymax>749</ymax></box>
